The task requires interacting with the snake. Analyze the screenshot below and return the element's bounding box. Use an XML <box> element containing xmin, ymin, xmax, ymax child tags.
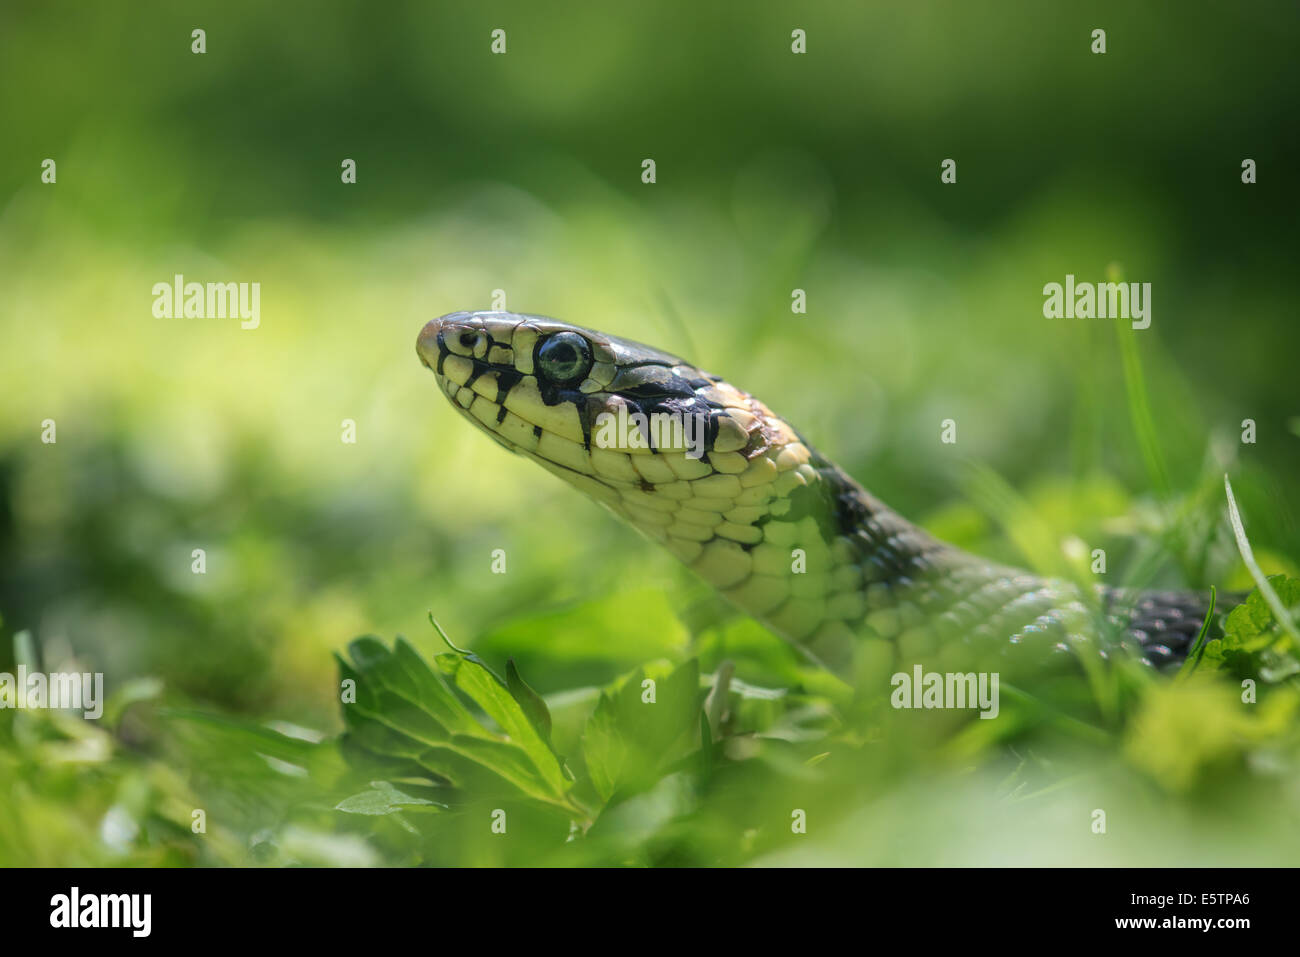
<box><xmin>416</xmin><ymin>310</ymin><xmax>1231</xmax><ymax>679</ymax></box>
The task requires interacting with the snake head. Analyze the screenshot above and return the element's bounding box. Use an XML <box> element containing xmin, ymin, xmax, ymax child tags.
<box><xmin>416</xmin><ymin>311</ymin><xmax>783</xmax><ymax>478</ymax></box>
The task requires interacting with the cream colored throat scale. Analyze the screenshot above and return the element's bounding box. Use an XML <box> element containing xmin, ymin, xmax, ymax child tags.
<box><xmin>417</xmin><ymin>310</ymin><xmax>1223</xmax><ymax>677</ymax></box>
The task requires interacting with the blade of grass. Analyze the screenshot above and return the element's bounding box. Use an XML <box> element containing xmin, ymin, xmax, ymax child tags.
<box><xmin>1111</xmin><ymin>264</ymin><xmax>1171</xmax><ymax>501</ymax></box>
<box><xmin>1223</xmin><ymin>474</ymin><xmax>1300</xmax><ymax>647</ymax></box>
<box><xmin>1176</xmin><ymin>586</ymin><xmax>1216</xmax><ymax>679</ymax></box>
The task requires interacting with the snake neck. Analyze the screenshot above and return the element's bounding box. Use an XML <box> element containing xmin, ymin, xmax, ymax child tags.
<box><xmin>662</xmin><ymin>430</ymin><xmax>1095</xmax><ymax>674</ymax></box>
<box><xmin>668</xmin><ymin>431</ymin><xmax>1218</xmax><ymax>676</ymax></box>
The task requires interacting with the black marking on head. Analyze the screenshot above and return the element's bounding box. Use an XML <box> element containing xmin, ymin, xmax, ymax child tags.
<box><xmin>494</xmin><ymin>368</ymin><xmax>523</xmax><ymax>405</ymax></box>
<box><xmin>431</xmin><ymin>324</ymin><xmax>525</xmax><ymax>418</ymax></box>
<box><xmin>577</xmin><ymin>395</ymin><xmax>601</xmax><ymax>452</ymax></box>
<box><xmin>706</xmin><ymin>412</ymin><xmax>721</xmax><ymax>450</ymax></box>
<box><xmin>603</xmin><ymin>369</ymin><xmax>719</xmax><ymax>457</ymax></box>
<box><xmin>613</xmin><ymin>369</ymin><xmax>699</xmax><ymax>405</ymax></box>
<box><xmin>533</xmin><ymin>425</ymin><xmax>543</xmax><ymax>438</ymax></box>
<box><xmin>625</xmin><ymin>400</ymin><xmax>655</xmax><ymax>452</ymax></box>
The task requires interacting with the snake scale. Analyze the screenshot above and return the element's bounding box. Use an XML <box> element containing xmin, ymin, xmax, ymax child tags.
<box><xmin>417</xmin><ymin>310</ymin><xmax>1230</xmax><ymax>679</ymax></box>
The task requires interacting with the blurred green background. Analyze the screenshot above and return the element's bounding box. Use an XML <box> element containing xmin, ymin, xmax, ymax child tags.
<box><xmin>1</xmin><ymin>1</ymin><xmax>1298</xmax><ymax>866</ymax></box>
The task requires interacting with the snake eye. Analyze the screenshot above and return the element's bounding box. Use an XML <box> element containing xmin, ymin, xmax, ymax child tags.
<box><xmin>536</xmin><ymin>332</ymin><xmax>592</xmax><ymax>384</ymax></box>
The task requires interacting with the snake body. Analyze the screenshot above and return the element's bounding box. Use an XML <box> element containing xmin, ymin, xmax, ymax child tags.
<box><xmin>417</xmin><ymin>311</ymin><xmax>1226</xmax><ymax>677</ymax></box>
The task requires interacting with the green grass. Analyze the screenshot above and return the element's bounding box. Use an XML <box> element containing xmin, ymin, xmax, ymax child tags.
<box><xmin>4</xmin><ymin>549</ymin><xmax>1300</xmax><ymax>867</ymax></box>
<box><xmin>2</xmin><ymin>0</ymin><xmax>1298</xmax><ymax>867</ymax></box>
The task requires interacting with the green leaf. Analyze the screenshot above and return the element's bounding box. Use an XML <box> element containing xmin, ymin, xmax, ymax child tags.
<box><xmin>391</xmin><ymin>637</ymin><xmax>485</xmax><ymax>736</ymax></box>
<box><xmin>581</xmin><ymin>692</ymin><xmax>627</xmax><ymax>804</ymax></box>
<box><xmin>506</xmin><ymin>657</ymin><xmax>553</xmax><ymax>745</ymax></box>
<box><xmin>435</xmin><ymin>652</ymin><xmax>569</xmax><ymax>797</ymax></box>
<box><xmin>335</xmin><ymin>781</ymin><xmax>438</xmax><ymax>816</ymax></box>
<box><xmin>578</xmin><ymin>659</ymin><xmax>704</xmax><ymax>804</ymax></box>
<box><xmin>1198</xmin><ymin>575</ymin><xmax>1300</xmax><ymax>681</ymax></box>
<box><xmin>337</xmin><ymin>636</ymin><xmax>580</xmax><ymax>814</ymax></box>
<box><xmin>1221</xmin><ymin>576</ymin><xmax>1300</xmax><ymax>652</ymax></box>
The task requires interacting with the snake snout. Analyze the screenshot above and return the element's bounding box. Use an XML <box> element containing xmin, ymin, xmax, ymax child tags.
<box><xmin>415</xmin><ymin>316</ymin><xmax>446</xmax><ymax>370</ymax></box>
<box><xmin>417</xmin><ymin>312</ymin><xmax>479</xmax><ymax>370</ymax></box>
